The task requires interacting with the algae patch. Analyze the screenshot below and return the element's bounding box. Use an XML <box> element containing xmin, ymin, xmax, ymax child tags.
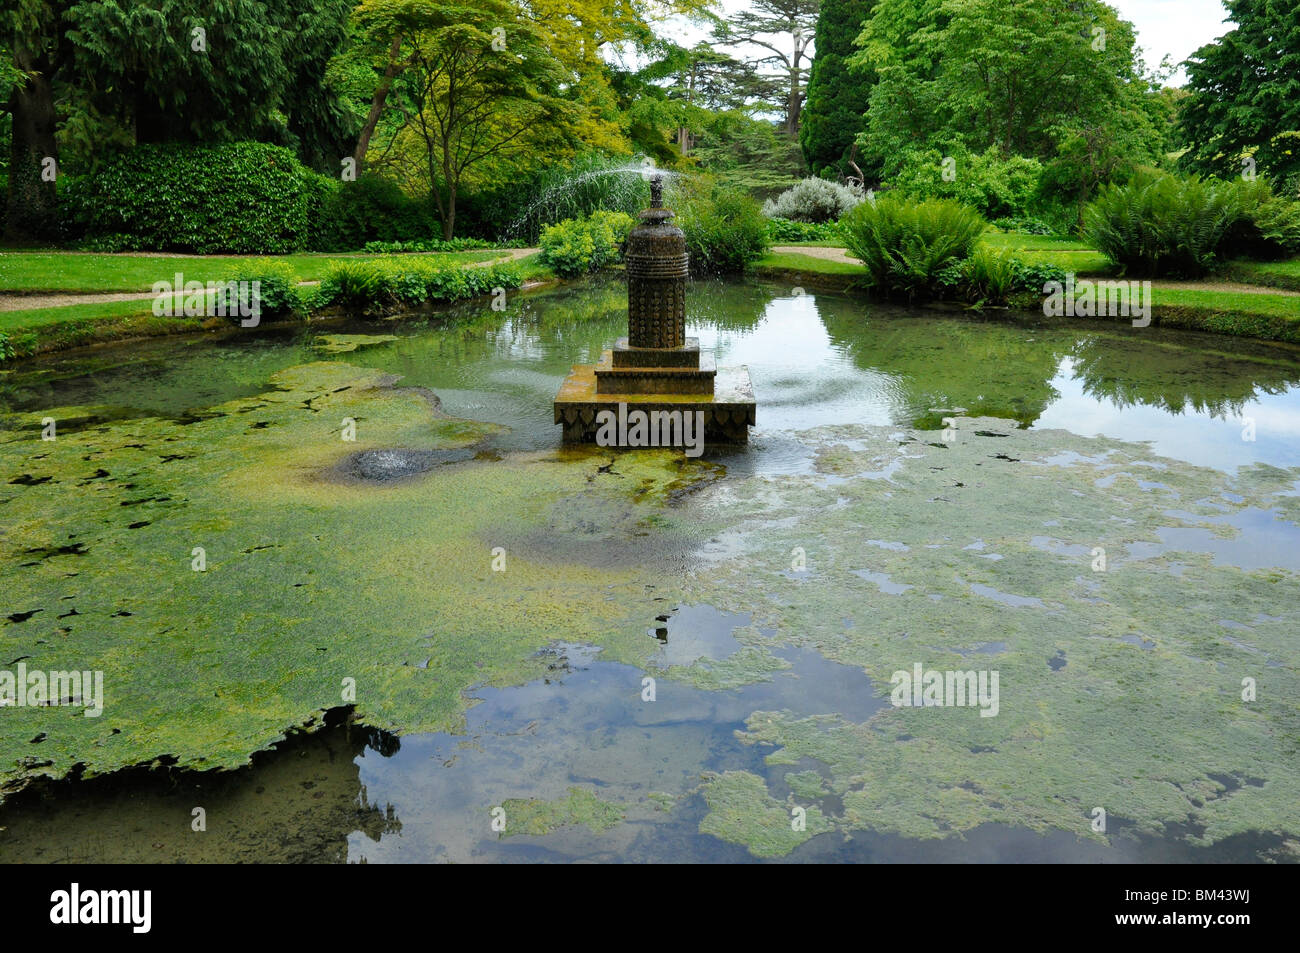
<box><xmin>0</xmin><ymin>362</ymin><xmax>703</xmax><ymax>797</ymax></box>
<box><xmin>686</xmin><ymin>418</ymin><xmax>1300</xmax><ymax>855</ymax></box>
<box><xmin>496</xmin><ymin>786</ymin><xmax>624</xmax><ymax>837</ymax></box>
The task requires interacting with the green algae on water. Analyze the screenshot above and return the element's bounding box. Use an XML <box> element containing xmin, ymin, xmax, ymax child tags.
<box><xmin>497</xmin><ymin>786</ymin><xmax>624</xmax><ymax>837</ymax></box>
<box><xmin>688</xmin><ymin>418</ymin><xmax>1300</xmax><ymax>856</ymax></box>
<box><xmin>0</xmin><ymin>362</ymin><xmax>707</xmax><ymax>798</ymax></box>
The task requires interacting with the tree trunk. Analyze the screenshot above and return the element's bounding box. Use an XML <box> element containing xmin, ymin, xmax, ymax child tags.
<box><xmin>785</xmin><ymin>65</ymin><xmax>802</xmax><ymax>136</ymax></box>
<box><xmin>5</xmin><ymin>47</ymin><xmax>61</xmax><ymax>241</ymax></box>
<box><xmin>353</xmin><ymin>36</ymin><xmax>405</xmax><ymax>168</ymax></box>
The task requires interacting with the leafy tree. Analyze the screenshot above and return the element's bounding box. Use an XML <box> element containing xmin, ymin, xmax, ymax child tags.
<box><xmin>1179</xmin><ymin>0</ymin><xmax>1300</xmax><ymax>183</ymax></box>
<box><xmin>3</xmin><ymin>0</ymin><xmax>356</xmax><ymax>239</ymax></box>
<box><xmin>61</xmin><ymin>0</ymin><xmax>352</xmax><ymax>151</ymax></box>
<box><xmin>852</xmin><ymin>0</ymin><xmax>1164</xmax><ymax>220</ymax></box>
<box><xmin>717</xmin><ymin>0</ymin><xmax>820</xmax><ymax>136</ymax></box>
<box><xmin>800</xmin><ymin>0</ymin><xmax>876</xmax><ymax>178</ymax></box>
<box><xmin>361</xmin><ymin>0</ymin><xmax>568</xmax><ymax>238</ymax></box>
<box><xmin>3</xmin><ymin>0</ymin><xmax>66</xmax><ymax>239</ymax></box>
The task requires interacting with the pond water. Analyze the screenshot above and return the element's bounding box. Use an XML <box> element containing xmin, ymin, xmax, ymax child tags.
<box><xmin>2</xmin><ymin>276</ymin><xmax>1298</xmax><ymax>863</ymax></box>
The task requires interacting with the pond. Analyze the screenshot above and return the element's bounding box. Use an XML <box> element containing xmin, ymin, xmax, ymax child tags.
<box><xmin>2</xmin><ymin>276</ymin><xmax>1298</xmax><ymax>862</ymax></box>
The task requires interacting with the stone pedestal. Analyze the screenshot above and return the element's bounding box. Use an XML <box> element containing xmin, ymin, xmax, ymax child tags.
<box><xmin>553</xmin><ymin>174</ymin><xmax>755</xmax><ymax>447</ymax></box>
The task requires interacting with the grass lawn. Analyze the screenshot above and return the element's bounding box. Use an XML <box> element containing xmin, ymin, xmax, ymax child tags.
<box><xmin>1150</xmin><ymin>285</ymin><xmax>1300</xmax><ymax>319</ymax></box>
<box><xmin>769</xmin><ymin>231</ymin><xmax>1114</xmax><ymax>275</ymax></box>
<box><xmin>0</xmin><ymin>249</ymin><xmax>502</xmax><ymax>293</ymax></box>
<box><xmin>0</xmin><ymin>297</ymin><xmax>162</xmax><ymax>333</ymax></box>
<box><xmin>981</xmin><ymin>232</ymin><xmax>1113</xmax><ymax>274</ymax></box>
<box><xmin>755</xmin><ymin>251</ymin><xmax>864</xmax><ymax>275</ymax></box>
<box><xmin>1217</xmin><ymin>258</ymin><xmax>1300</xmax><ymax>292</ymax></box>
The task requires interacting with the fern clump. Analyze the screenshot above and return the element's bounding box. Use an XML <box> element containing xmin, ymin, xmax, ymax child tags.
<box><xmin>1082</xmin><ymin>171</ymin><xmax>1243</xmax><ymax>278</ymax></box>
<box><xmin>841</xmin><ymin>195</ymin><xmax>988</xmax><ymax>299</ymax></box>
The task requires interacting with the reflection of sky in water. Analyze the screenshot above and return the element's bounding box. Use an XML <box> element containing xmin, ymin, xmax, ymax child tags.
<box><xmin>1036</xmin><ymin>356</ymin><xmax>1300</xmax><ymax>471</ymax></box>
<box><xmin>5</xmin><ymin>279</ymin><xmax>1300</xmax><ymax>862</ymax></box>
<box><xmin>10</xmin><ymin>280</ymin><xmax>1300</xmax><ymax>475</ymax></box>
<box><xmin>692</xmin><ymin>291</ymin><xmax>904</xmax><ymax>432</ymax></box>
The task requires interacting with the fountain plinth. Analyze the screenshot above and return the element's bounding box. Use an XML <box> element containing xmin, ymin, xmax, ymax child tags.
<box><xmin>554</xmin><ymin>175</ymin><xmax>756</xmax><ymax>446</ymax></box>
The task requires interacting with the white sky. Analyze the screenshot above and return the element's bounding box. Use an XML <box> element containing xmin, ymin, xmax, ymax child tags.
<box><xmin>655</xmin><ymin>0</ymin><xmax>1233</xmax><ymax>87</ymax></box>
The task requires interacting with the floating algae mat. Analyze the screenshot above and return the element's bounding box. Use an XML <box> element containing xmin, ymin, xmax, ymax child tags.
<box><xmin>1</xmin><ymin>279</ymin><xmax>1300</xmax><ymax>862</ymax></box>
<box><xmin>0</xmin><ymin>361</ymin><xmax>715</xmax><ymax>794</ymax></box>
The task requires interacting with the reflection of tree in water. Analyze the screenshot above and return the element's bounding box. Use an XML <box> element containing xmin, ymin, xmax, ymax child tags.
<box><xmin>819</xmin><ymin>299</ymin><xmax>1300</xmax><ymax>426</ymax></box>
<box><xmin>684</xmin><ymin>279</ymin><xmax>769</xmax><ymax>333</ymax></box>
<box><xmin>819</xmin><ymin>305</ymin><xmax>1064</xmax><ymax>426</ymax></box>
<box><xmin>0</xmin><ymin>719</ymin><xmax>403</xmax><ymax>863</ymax></box>
<box><xmin>1066</xmin><ymin>335</ymin><xmax>1300</xmax><ymax>419</ymax></box>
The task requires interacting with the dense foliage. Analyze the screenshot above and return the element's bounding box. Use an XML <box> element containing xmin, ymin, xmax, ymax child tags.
<box><xmin>840</xmin><ymin>195</ymin><xmax>987</xmax><ymax>298</ymax></box>
<box><xmin>538</xmin><ymin>211</ymin><xmax>635</xmax><ymax>278</ymax></box>
<box><xmin>674</xmin><ymin>178</ymin><xmax>771</xmax><ymax>274</ymax></box>
<box><xmin>1179</xmin><ymin>0</ymin><xmax>1300</xmax><ymax>184</ymax></box>
<box><xmin>66</xmin><ymin>143</ymin><xmax>330</xmax><ymax>254</ymax></box>
<box><xmin>800</xmin><ymin>0</ymin><xmax>876</xmax><ymax>178</ymax></box>
<box><xmin>762</xmin><ymin>177</ymin><xmax>864</xmax><ymax>222</ymax></box>
<box><xmin>1083</xmin><ymin>171</ymin><xmax>1244</xmax><ymax>278</ymax></box>
<box><xmin>888</xmin><ymin>146</ymin><xmax>1042</xmax><ymax>221</ymax></box>
<box><xmin>214</xmin><ymin>260</ymin><xmax>304</xmax><ymax>323</ymax></box>
<box><xmin>766</xmin><ymin>218</ymin><xmax>843</xmax><ymax>242</ymax></box>
<box><xmin>315</xmin><ymin>257</ymin><xmax>523</xmax><ymax>315</ymax></box>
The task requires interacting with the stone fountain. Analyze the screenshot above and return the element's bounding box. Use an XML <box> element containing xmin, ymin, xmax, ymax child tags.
<box><xmin>553</xmin><ymin>174</ymin><xmax>756</xmax><ymax>446</ymax></box>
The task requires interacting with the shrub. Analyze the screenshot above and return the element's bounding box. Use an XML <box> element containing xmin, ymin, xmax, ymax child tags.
<box><xmin>315</xmin><ymin>257</ymin><xmax>523</xmax><ymax>316</ymax></box>
<box><xmin>1222</xmin><ymin>179</ymin><xmax>1300</xmax><ymax>260</ymax></box>
<box><xmin>959</xmin><ymin>246</ymin><xmax>1022</xmax><ymax>303</ymax></box>
<box><xmin>1015</xmin><ymin>261</ymin><xmax>1069</xmax><ymax>294</ymax></box>
<box><xmin>66</xmin><ymin>142</ymin><xmax>330</xmax><ymax>254</ymax></box>
<box><xmin>761</xmin><ymin>177</ymin><xmax>864</xmax><ymax>223</ymax></box>
<box><xmin>0</xmin><ymin>331</ymin><xmax>13</xmax><ymax>362</ymax></box>
<box><xmin>674</xmin><ymin>178</ymin><xmax>770</xmax><ymax>274</ymax></box>
<box><xmin>213</xmin><ymin>259</ymin><xmax>302</xmax><ymax>324</ymax></box>
<box><xmin>314</xmin><ymin>175</ymin><xmax>440</xmax><ymax>251</ymax></box>
<box><xmin>890</xmin><ymin>146</ymin><xmax>1042</xmax><ymax>221</ymax></box>
<box><xmin>989</xmin><ymin>216</ymin><xmax>1056</xmax><ymax>236</ymax></box>
<box><xmin>361</xmin><ymin>237</ymin><xmax>497</xmax><ymax>253</ymax></box>
<box><xmin>765</xmin><ymin>218</ymin><xmax>843</xmax><ymax>243</ymax></box>
<box><xmin>1082</xmin><ymin>171</ymin><xmax>1243</xmax><ymax>278</ymax></box>
<box><xmin>538</xmin><ymin>210</ymin><xmax>635</xmax><ymax>279</ymax></box>
<box><xmin>840</xmin><ymin>195</ymin><xmax>988</xmax><ymax>298</ymax></box>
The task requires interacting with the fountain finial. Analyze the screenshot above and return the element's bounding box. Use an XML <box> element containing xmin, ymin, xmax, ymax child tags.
<box><xmin>649</xmin><ymin>173</ymin><xmax>664</xmax><ymax>209</ymax></box>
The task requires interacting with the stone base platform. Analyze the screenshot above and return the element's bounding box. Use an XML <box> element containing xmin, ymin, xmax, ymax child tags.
<box><xmin>555</xmin><ymin>363</ymin><xmax>756</xmax><ymax>445</ymax></box>
<box><xmin>595</xmin><ymin>349</ymin><xmax>716</xmax><ymax>395</ymax></box>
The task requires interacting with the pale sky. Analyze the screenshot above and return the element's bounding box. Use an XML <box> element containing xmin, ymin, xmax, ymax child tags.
<box><xmin>654</xmin><ymin>0</ymin><xmax>1233</xmax><ymax>87</ymax></box>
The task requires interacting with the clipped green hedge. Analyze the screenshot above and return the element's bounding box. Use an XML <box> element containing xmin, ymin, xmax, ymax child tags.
<box><xmin>315</xmin><ymin>257</ymin><xmax>523</xmax><ymax>316</ymax></box>
<box><xmin>66</xmin><ymin>142</ymin><xmax>331</xmax><ymax>254</ymax></box>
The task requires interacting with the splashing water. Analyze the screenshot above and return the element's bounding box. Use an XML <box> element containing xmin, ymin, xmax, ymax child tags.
<box><xmin>502</xmin><ymin>155</ymin><xmax>685</xmax><ymax>243</ymax></box>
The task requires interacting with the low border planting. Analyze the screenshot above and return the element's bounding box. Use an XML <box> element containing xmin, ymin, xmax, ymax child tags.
<box><xmin>314</xmin><ymin>257</ymin><xmax>524</xmax><ymax>316</ymax></box>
